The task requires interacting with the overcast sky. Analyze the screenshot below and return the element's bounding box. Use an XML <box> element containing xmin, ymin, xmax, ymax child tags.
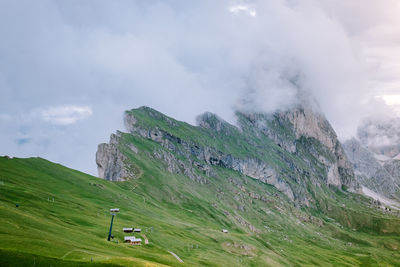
<box><xmin>1</xmin><ymin>0</ymin><xmax>400</xmax><ymax>175</ymax></box>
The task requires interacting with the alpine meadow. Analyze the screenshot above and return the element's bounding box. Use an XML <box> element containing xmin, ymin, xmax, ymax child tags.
<box><xmin>1</xmin><ymin>1</ymin><xmax>400</xmax><ymax>266</ymax></box>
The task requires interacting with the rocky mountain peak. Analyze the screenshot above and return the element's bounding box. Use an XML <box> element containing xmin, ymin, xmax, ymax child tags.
<box><xmin>97</xmin><ymin>105</ymin><xmax>358</xmax><ymax>206</ymax></box>
<box><xmin>236</xmin><ymin>105</ymin><xmax>356</xmax><ymax>189</ymax></box>
<box><xmin>282</xmin><ymin>106</ymin><xmax>337</xmax><ymax>150</ymax></box>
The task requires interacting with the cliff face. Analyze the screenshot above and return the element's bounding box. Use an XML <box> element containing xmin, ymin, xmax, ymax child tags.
<box><xmin>285</xmin><ymin>108</ymin><xmax>354</xmax><ymax>187</ymax></box>
<box><xmin>239</xmin><ymin>106</ymin><xmax>355</xmax><ymax>189</ymax></box>
<box><xmin>96</xmin><ymin>106</ymin><xmax>357</xmax><ymax>205</ymax></box>
<box><xmin>96</xmin><ymin>133</ymin><xmax>138</xmax><ymax>181</ymax></box>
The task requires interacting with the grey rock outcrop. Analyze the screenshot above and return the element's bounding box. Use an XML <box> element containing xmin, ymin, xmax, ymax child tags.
<box><xmin>96</xmin><ymin>133</ymin><xmax>137</xmax><ymax>181</ymax></box>
<box><xmin>343</xmin><ymin>138</ymin><xmax>400</xmax><ymax>199</ymax></box>
<box><xmin>283</xmin><ymin>107</ymin><xmax>355</xmax><ymax>188</ymax></box>
<box><xmin>384</xmin><ymin>159</ymin><xmax>400</xmax><ymax>182</ymax></box>
<box><xmin>238</xmin><ymin>105</ymin><xmax>357</xmax><ymax>191</ymax></box>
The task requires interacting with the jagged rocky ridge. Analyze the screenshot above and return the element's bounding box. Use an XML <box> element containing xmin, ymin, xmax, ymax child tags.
<box><xmin>97</xmin><ymin>106</ymin><xmax>358</xmax><ymax>206</ymax></box>
<box><xmin>343</xmin><ymin>131</ymin><xmax>400</xmax><ymax>201</ymax></box>
<box><xmin>343</xmin><ymin>138</ymin><xmax>400</xmax><ymax>197</ymax></box>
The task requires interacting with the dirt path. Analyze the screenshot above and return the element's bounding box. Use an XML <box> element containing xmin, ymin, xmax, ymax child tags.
<box><xmin>168</xmin><ymin>251</ymin><xmax>184</xmax><ymax>263</ymax></box>
<box><xmin>142</xmin><ymin>234</ymin><xmax>149</xmax><ymax>244</ymax></box>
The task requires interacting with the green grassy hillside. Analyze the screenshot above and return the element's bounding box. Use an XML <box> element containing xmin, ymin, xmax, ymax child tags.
<box><xmin>1</xmin><ymin>156</ymin><xmax>399</xmax><ymax>266</ymax></box>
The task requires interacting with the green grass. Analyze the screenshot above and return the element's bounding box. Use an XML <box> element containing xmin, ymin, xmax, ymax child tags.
<box><xmin>0</xmin><ymin>106</ymin><xmax>399</xmax><ymax>266</ymax></box>
<box><xmin>1</xmin><ymin>156</ymin><xmax>399</xmax><ymax>266</ymax></box>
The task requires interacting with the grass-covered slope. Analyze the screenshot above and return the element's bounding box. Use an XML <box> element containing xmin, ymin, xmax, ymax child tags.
<box><xmin>122</xmin><ymin>107</ymin><xmax>353</xmax><ymax>205</ymax></box>
<box><xmin>1</xmin><ymin>156</ymin><xmax>400</xmax><ymax>266</ymax></box>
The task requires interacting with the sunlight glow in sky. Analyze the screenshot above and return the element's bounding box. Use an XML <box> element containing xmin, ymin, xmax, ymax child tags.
<box><xmin>381</xmin><ymin>95</ymin><xmax>400</xmax><ymax>106</ymax></box>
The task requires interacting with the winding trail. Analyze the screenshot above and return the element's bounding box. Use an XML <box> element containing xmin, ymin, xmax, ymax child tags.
<box><xmin>168</xmin><ymin>251</ymin><xmax>184</xmax><ymax>263</ymax></box>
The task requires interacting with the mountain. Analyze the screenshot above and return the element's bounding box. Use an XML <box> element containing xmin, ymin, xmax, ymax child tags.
<box><xmin>97</xmin><ymin>105</ymin><xmax>358</xmax><ymax>207</ymax></box>
<box><xmin>343</xmin><ymin>138</ymin><xmax>400</xmax><ymax>199</ymax></box>
<box><xmin>1</xmin><ymin>107</ymin><xmax>400</xmax><ymax>266</ymax></box>
<box><xmin>342</xmin><ymin>117</ymin><xmax>400</xmax><ymax>203</ymax></box>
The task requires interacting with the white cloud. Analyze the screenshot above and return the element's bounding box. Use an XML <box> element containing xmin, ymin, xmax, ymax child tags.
<box><xmin>380</xmin><ymin>95</ymin><xmax>400</xmax><ymax>106</ymax></box>
<box><xmin>0</xmin><ymin>0</ymin><xmax>399</xmax><ymax>174</ymax></box>
<box><xmin>40</xmin><ymin>105</ymin><xmax>92</xmax><ymax>125</ymax></box>
<box><xmin>229</xmin><ymin>4</ymin><xmax>256</xmax><ymax>17</ymax></box>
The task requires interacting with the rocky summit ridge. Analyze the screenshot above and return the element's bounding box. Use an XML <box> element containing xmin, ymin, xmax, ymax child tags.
<box><xmin>96</xmin><ymin>105</ymin><xmax>358</xmax><ymax>207</ymax></box>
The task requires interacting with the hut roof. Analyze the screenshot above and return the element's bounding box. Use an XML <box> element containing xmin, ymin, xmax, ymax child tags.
<box><xmin>124</xmin><ymin>236</ymin><xmax>142</xmax><ymax>242</ymax></box>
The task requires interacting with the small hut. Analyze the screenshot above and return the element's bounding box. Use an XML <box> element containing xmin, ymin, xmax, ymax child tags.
<box><xmin>222</xmin><ymin>229</ymin><xmax>228</xmax><ymax>233</ymax></box>
<box><xmin>134</xmin><ymin>228</ymin><xmax>141</xmax><ymax>233</ymax></box>
<box><xmin>123</xmin><ymin>228</ymin><xmax>133</xmax><ymax>233</ymax></box>
<box><xmin>124</xmin><ymin>236</ymin><xmax>142</xmax><ymax>245</ymax></box>
<box><xmin>124</xmin><ymin>236</ymin><xmax>135</xmax><ymax>243</ymax></box>
<box><xmin>131</xmin><ymin>238</ymin><xmax>142</xmax><ymax>245</ymax></box>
